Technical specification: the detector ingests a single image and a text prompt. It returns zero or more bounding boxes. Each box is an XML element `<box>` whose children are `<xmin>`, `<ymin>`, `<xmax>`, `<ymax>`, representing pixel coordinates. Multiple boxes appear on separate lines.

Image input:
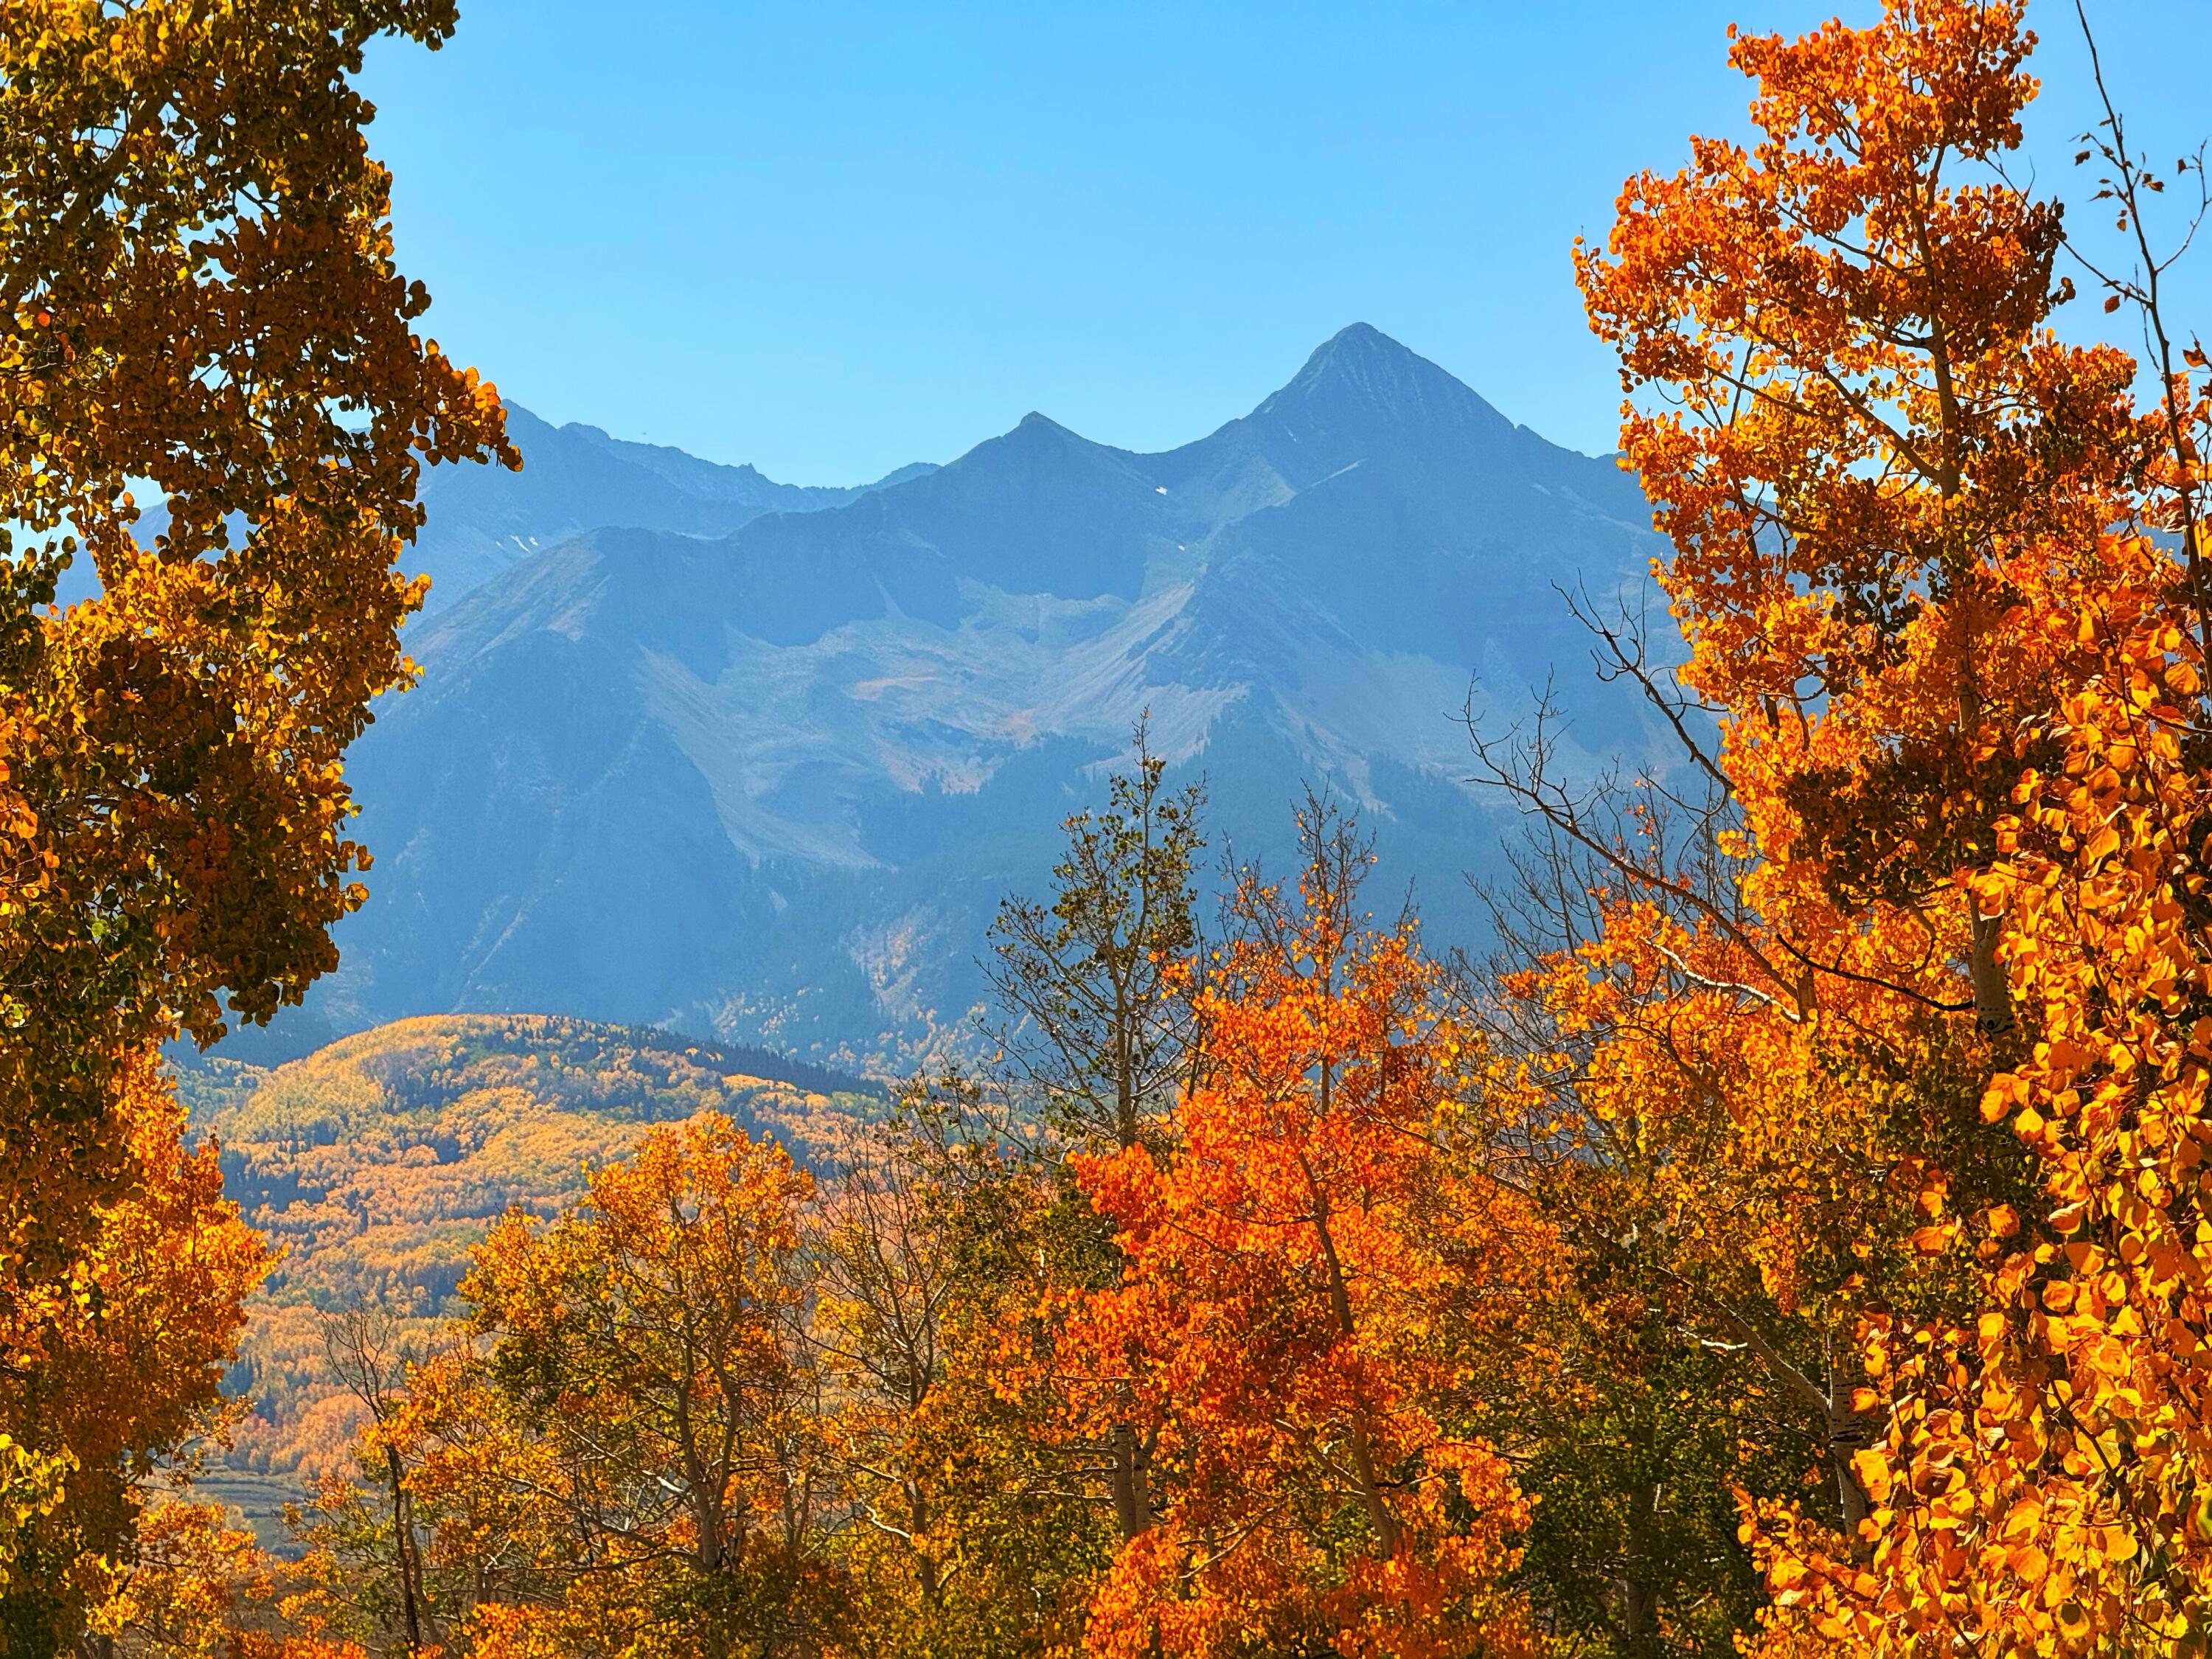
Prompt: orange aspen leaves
<box><xmin>1071</xmin><ymin>807</ymin><xmax>1536</xmax><ymax>1659</ymax></box>
<box><xmin>1576</xmin><ymin>1</ymin><xmax>2212</xmax><ymax>1653</ymax></box>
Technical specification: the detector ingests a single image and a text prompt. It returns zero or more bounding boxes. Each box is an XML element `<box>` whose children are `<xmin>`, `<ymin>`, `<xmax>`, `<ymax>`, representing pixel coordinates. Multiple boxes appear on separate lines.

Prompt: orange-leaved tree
<box><xmin>1574</xmin><ymin>0</ymin><xmax>2212</xmax><ymax>1652</ymax></box>
<box><xmin>6</xmin><ymin>1050</ymin><xmax>271</xmax><ymax>1649</ymax></box>
<box><xmin>392</xmin><ymin>1114</ymin><xmax>841</xmax><ymax>1659</ymax></box>
<box><xmin>1574</xmin><ymin>0</ymin><xmax>2143</xmax><ymax>1043</ymax></box>
<box><xmin>1073</xmin><ymin>800</ymin><xmax>1535</xmax><ymax>1659</ymax></box>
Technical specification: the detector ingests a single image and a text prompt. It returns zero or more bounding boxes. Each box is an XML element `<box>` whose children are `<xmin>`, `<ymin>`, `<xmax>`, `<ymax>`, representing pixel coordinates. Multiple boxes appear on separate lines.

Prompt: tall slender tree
<box><xmin>322</xmin><ymin>1308</ymin><xmax>431</xmax><ymax>1658</ymax></box>
<box><xmin>987</xmin><ymin>716</ymin><xmax>1206</xmax><ymax>1158</ymax></box>
<box><xmin>1074</xmin><ymin>799</ymin><xmax>1535</xmax><ymax>1659</ymax></box>
<box><xmin>985</xmin><ymin>717</ymin><xmax>1206</xmax><ymax>1547</ymax></box>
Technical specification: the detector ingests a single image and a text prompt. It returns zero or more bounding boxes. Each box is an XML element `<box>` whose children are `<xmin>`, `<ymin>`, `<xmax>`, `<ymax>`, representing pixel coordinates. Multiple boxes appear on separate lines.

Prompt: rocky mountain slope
<box><xmin>299</xmin><ymin>324</ymin><xmax>1668</xmax><ymax>1068</ymax></box>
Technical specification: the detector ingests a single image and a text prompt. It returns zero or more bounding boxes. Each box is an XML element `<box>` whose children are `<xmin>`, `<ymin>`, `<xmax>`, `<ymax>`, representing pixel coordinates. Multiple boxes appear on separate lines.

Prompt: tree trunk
<box><xmin>911</xmin><ymin>1481</ymin><xmax>941</xmax><ymax>1605</ymax></box>
<box><xmin>1686</xmin><ymin>1289</ymin><xmax>1872</xmax><ymax>1540</ymax></box>
<box><xmin>382</xmin><ymin>1441</ymin><xmax>424</xmax><ymax>1658</ymax></box>
<box><xmin>1969</xmin><ymin>902</ymin><xmax>2014</xmax><ymax>1036</ymax></box>
<box><xmin>1617</xmin><ymin>1460</ymin><xmax>1662</xmax><ymax>1658</ymax></box>
<box><xmin>1826</xmin><ymin>1393</ymin><xmax>1873</xmax><ymax>1534</ymax></box>
<box><xmin>1618</xmin><ymin>1573</ymin><xmax>1660</xmax><ymax>1659</ymax></box>
<box><xmin>1311</xmin><ymin>1181</ymin><xmax>1399</xmax><ymax>1559</ymax></box>
<box><xmin>1111</xmin><ymin>1414</ymin><xmax>1152</xmax><ymax>1542</ymax></box>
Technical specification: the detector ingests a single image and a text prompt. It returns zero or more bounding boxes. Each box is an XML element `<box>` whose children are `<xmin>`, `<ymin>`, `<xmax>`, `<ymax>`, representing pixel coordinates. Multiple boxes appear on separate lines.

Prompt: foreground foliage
<box><xmin>68</xmin><ymin>0</ymin><xmax>2212</xmax><ymax>1656</ymax></box>
<box><xmin>240</xmin><ymin>802</ymin><xmax>1546</xmax><ymax>1659</ymax></box>
<box><xmin>0</xmin><ymin>0</ymin><xmax>510</xmax><ymax>1646</ymax></box>
<box><xmin>1567</xmin><ymin>0</ymin><xmax>2212</xmax><ymax>1652</ymax></box>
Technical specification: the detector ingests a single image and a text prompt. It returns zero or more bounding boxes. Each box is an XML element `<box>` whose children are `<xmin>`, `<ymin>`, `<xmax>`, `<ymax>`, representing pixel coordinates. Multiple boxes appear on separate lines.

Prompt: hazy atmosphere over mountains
<box><xmin>282</xmin><ymin>324</ymin><xmax>1669</xmax><ymax>1069</ymax></box>
<box><xmin>403</xmin><ymin>405</ymin><xmax>939</xmax><ymax>608</ymax></box>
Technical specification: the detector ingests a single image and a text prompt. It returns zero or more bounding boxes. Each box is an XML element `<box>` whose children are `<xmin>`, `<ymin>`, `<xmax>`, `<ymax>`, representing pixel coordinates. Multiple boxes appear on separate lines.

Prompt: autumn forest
<box><xmin>13</xmin><ymin>1</ymin><xmax>2212</xmax><ymax>1656</ymax></box>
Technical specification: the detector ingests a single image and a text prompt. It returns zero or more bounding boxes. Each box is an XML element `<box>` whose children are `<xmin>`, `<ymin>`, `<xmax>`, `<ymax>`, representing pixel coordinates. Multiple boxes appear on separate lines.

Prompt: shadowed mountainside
<box><xmin>55</xmin><ymin>404</ymin><xmax>932</xmax><ymax>613</ymax></box>
<box><xmin>404</xmin><ymin>404</ymin><xmax>937</xmax><ymax>608</ymax></box>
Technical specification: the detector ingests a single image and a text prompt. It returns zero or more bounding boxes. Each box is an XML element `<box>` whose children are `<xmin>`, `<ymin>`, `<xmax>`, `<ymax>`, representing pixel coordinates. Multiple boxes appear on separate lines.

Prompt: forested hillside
<box><xmin>175</xmin><ymin>1018</ymin><xmax>876</xmax><ymax>1523</ymax></box>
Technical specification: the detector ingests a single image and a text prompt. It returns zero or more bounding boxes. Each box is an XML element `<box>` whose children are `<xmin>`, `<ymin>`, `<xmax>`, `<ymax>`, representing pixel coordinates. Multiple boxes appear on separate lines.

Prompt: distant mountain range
<box><xmin>403</xmin><ymin>406</ymin><xmax>939</xmax><ymax>608</ymax></box>
<box><xmin>264</xmin><ymin>324</ymin><xmax>1671</xmax><ymax>1071</ymax></box>
<box><xmin>55</xmin><ymin>405</ymin><xmax>933</xmax><ymax>613</ymax></box>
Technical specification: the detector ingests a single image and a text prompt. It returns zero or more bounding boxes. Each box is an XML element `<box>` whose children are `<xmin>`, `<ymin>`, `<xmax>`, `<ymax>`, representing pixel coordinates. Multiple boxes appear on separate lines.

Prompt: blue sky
<box><xmin>361</xmin><ymin>1</ymin><xmax>2212</xmax><ymax>484</ymax></box>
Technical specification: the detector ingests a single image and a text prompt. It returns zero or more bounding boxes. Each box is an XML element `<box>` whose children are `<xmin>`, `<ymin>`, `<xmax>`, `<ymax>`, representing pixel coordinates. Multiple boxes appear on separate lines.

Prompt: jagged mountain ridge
<box><xmin>407</xmin><ymin>403</ymin><xmax>938</xmax><ymax>608</ymax></box>
<box><xmin>55</xmin><ymin>402</ymin><xmax>932</xmax><ymax>613</ymax></box>
<box><xmin>312</xmin><ymin>324</ymin><xmax>1670</xmax><ymax>1068</ymax></box>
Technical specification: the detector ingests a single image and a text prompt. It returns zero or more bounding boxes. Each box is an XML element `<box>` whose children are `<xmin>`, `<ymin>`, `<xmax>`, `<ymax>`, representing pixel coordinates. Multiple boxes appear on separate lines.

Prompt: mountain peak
<box><xmin>1219</xmin><ymin>324</ymin><xmax>1516</xmax><ymax>487</ymax></box>
<box><xmin>1266</xmin><ymin>324</ymin><xmax>1494</xmax><ymax>420</ymax></box>
<box><xmin>1012</xmin><ymin>410</ymin><xmax>1110</xmax><ymax>445</ymax></box>
<box><xmin>978</xmin><ymin>409</ymin><xmax>1107</xmax><ymax>463</ymax></box>
<box><xmin>1318</xmin><ymin>320</ymin><xmax>1399</xmax><ymax>355</ymax></box>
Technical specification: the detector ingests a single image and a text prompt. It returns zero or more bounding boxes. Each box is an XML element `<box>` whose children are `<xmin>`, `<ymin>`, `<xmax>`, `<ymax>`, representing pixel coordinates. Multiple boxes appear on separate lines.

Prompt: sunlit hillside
<box><xmin>178</xmin><ymin>1015</ymin><xmax>878</xmax><ymax>1530</ymax></box>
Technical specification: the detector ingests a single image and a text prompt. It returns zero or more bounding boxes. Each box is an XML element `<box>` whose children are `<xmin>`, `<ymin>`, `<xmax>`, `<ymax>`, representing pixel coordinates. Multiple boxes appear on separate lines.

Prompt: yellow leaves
<box><xmin>394</xmin><ymin>1110</ymin><xmax>851</xmax><ymax>1655</ymax></box>
<box><xmin>1851</xmin><ymin>1450</ymin><xmax>1895</xmax><ymax>1506</ymax></box>
<box><xmin>0</xmin><ymin>1436</ymin><xmax>72</xmax><ymax>1586</ymax></box>
<box><xmin>2188</xmin><ymin>1487</ymin><xmax>2212</xmax><ymax>1545</ymax></box>
<box><xmin>1983</xmin><ymin>1071</ymin><xmax>2027</xmax><ymax>1124</ymax></box>
<box><xmin>86</xmin><ymin>1498</ymin><xmax>277</xmax><ymax>1659</ymax></box>
<box><xmin>0</xmin><ymin>16</ymin><xmax>515</xmax><ymax>1496</ymax></box>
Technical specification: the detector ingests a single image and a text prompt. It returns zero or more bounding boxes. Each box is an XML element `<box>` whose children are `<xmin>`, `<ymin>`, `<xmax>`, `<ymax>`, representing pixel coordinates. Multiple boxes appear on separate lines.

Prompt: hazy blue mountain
<box><xmin>407</xmin><ymin>404</ymin><xmax>937</xmax><ymax>608</ymax></box>
<box><xmin>53</xmin><ymin>403</ymin><xmax>933</xmax><ymax>611</ymax></box>
<box><xmin>299</xmin><ymin>324</ymin><xmax>1671</xmax><ymax>1071</ymax></box>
